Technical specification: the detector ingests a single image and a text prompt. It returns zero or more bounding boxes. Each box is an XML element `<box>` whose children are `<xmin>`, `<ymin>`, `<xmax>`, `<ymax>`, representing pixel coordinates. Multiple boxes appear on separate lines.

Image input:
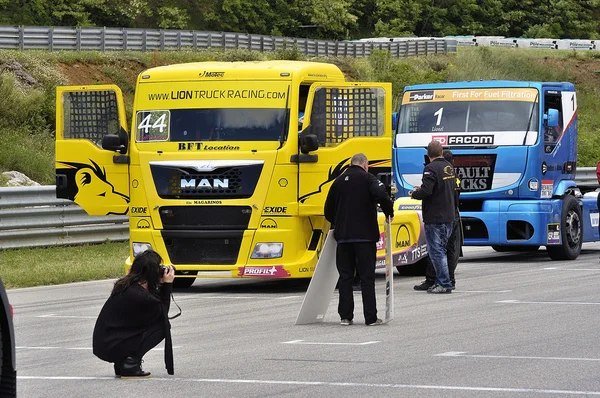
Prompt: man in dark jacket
<box><xmin>596</xmin><ymin>160</ymin><xmax>600</xmax><ymax>237</ymax></box>
<box><xmin>410</xmin><ymin>141</ymin><xmax>456</xmax><ymax>294</ymax></box>
<box><xmin>324</xmin><ymin>153</ymin><xmax>394</xmax><ymax>326</ymax></box>
<box><xmin>414</xmin><ymin>149</ymin><xmax>462</xmax><ymax>291</ymax></box>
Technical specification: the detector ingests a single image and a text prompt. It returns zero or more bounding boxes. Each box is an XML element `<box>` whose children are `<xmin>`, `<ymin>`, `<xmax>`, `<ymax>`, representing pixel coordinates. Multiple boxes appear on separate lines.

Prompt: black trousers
<box><xmin>117</xmin><ymin>323</ymin><xmax>165</xmax><ymax>364</ymax></box>
<box><xmin>426</xmin><ymin>219</ymin><xmax>461</xmax><ymax>285</ymax></box>
<box><xmin>336</xmin><ymin>242</ymin><xmax>378</xmax><ymax>324</ymax></box>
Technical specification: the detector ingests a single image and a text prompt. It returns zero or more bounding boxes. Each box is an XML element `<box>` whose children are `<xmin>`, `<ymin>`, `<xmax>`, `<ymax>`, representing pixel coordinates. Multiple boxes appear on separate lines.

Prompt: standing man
<box><xmin>413</xmin><ymin>149</ymin><xmax>461</xmax><ymax>291</ymax></box>
<box><xmin>444</xmin><ymin>150</ymin><xmax>462</xmax><ymax>289</ymax></box>
<box><xmin>596</xmin><ymin>160</ymin><xmax>600</xmax><ymax>238</ymax></box>
<box><xmin>325</xmin><ymin>153</ymin><xmax>394</xmax><ymax>326</ymax></box>
<box><xmin>410</xmin><ymin>141</ymin><xmax>456</xmax><ymax>294</ymax></box>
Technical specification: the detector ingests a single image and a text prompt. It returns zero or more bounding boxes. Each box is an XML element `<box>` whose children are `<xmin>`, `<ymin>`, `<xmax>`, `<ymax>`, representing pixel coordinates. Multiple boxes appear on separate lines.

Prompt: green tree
<box><xmin>348</xmin><ymin>0</ymin><xmax>379</xmax><ymax>38</ymax></box>
<box><xmin>0</xmin><ymin>0</ymin><xmax>91</xmax><ymax>26</ymax></box>
<box><xmin>373</xmin><ymin>0</ymin><xmax>423</xmax><ymax>37</ymax></box>
<box><xmin>204</xmin><ymin>0</ymin><xmax>272</xmax><ymax>34</ymax></box>
<box><xmin>468</xmin><ymin>0</ymin><xmax>504</xmax><ymax>36</ymax></box>
<box><xmin>308</xmin><ymin>0</ymin><xmax>358</xmax><ymax>39</ymax></box>
<box><xmin>156</xmin><ymin>6</ymin><xmax>190</xmax><ymax>29</ymax></box>
<box><xmin>545</xmin><ymin>0</ymin><xmax>600</xmax><ymax>39</ymax></box>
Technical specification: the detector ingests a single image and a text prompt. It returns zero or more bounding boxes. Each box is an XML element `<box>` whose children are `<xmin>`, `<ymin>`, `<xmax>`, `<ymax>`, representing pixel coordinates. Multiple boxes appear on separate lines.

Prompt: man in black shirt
<box><xmin>325</xmin><ymin>153</ymin><xmax>394</xmax><ymax>325</ymax></box>
<box><xmin>410</xmin><ymin>141</ymin><xmax>456</xmax><ymax>294</ymax></box>
<box><xmin>414</xmin><ymin>149</ymin><xmax>462</xmax><ymax>291</ymax></box>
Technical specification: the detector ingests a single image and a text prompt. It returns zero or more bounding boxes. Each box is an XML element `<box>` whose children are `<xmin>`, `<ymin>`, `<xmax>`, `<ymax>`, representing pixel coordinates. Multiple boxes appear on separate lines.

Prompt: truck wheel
<box><xmin>547</xmin><ymin>195</ymin><xmax>582</xmax><ymax>260</ymax></box>
<box><xmin>492</xmin><ymin>245</ymin><xmax>540</xmax><ymax>252</ymax></box>
<box><xmin>173</xmin><ymin>271</ymin><xmax>198</xmax><ymax>288</ymax></box>
<box><xmin>396</xmin><ymin>256</ymin><xmax>428</xmax><ymax>276</ymax></box>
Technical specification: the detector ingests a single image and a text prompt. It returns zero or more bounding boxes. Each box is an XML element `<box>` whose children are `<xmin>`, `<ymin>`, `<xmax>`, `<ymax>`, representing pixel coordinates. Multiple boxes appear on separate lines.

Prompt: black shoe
<box><xmin>414</xmin><ymin>281</ymin><xmax>434</xmax><ymax>291</ymax></box>
<box><xmin>120</xmin><ymin>357</ymin><xmax>151</xmax><ymax>378</ymax></box>
<box><xmin>113</xmin><ymin>363</ymin><xmax>121</xmax><ymax>377</ymax></box>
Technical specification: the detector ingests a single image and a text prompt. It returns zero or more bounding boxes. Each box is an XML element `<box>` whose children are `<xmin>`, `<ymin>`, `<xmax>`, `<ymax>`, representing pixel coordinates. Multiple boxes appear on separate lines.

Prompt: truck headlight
<box><xmin>132</xmin><ymin>242</ymin><xmax>153</xmax><ymax>257</ymax></box>
<box><xmin>251</xmin><ymin>242</ymin><xmax>283</xmax><ymax>258</ymax></box>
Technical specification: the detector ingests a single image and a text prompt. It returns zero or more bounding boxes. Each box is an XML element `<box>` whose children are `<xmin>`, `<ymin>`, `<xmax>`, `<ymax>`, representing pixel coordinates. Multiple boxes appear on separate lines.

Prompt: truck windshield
<box><xmin>136</xmin><ymin>108</ymin><xmax>289</xmax><ymax>142</ymax></box>
<box><xmin>398</xmin><ymin>100</ymin><xmax>538</xmax><ymax>134</ymax></box>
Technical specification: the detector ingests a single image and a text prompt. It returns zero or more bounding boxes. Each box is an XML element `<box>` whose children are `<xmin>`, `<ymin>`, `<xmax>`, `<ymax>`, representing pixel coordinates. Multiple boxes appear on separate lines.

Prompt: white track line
<box><xmin>16</xmin><ymin>346</ymin><xmax>181</xmax><ymax>351</ymax></box>
<box><xmin>544</xmin><ymin>267</ymin><xmax>600</xmax><ymax>271</ymax></box>
<box><xmin>282</xmin><ymin>340</ymin><xmax>380</xmax><ymax>346</ymax></box>
<box><xmin>36</xmin><ymin>314</ymin><xmax>96</xmax><ymax>319</ymax></box>
<box><xmin>436</xmin><ymin>351</ymin><xmax>600</xmax><ymax>362</ymax></box>
<box><xmin>497</xmin><ymin>300</ymin><xmax>600</xmax><ymax>305</ymax></box>
<box><xmin>15</xmin><ymin>376</ymin><xmax>600</xmax><ymax>395</ymax></box>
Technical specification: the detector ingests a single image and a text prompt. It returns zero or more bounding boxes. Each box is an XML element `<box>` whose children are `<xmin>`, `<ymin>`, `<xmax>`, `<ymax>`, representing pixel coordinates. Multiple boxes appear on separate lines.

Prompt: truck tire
<box><xmin>547</xmin><ymin>195</ymin><xmax>582</xmax><ymax>260</ymax></box>
<box><xmin>492</xmin><ymin>245</ymin><xmax>540</xmax><ymax>252</ymax></box>
<box><xmin>396</xmin><ymin>256</ymin><xmax>428</xmax><ymax>276</ymax></box>
<box><xmin>173</xmin><ymin>271</ymin><xmax>198</xmax><ymax>288</ymax></box>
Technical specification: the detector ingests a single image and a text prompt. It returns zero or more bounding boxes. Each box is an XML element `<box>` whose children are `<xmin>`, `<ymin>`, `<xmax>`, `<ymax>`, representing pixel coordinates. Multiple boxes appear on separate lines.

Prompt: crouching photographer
<box><xmin>93</xmin><ymin>250</ymin><xmax>176</xmax><ymax>378</ymax></box>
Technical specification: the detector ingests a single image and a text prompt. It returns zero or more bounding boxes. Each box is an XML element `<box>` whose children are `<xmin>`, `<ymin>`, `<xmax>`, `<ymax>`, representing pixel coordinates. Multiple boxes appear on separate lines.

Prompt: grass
<box><xmin>0</xmin><ymin>241</ymin><xmax>128</xmax><ymax>289</ymax></box>
<box><xmin>0</xmin><ymin>127</ymin><xmax>55</xmax><ymax>184</ymax></box>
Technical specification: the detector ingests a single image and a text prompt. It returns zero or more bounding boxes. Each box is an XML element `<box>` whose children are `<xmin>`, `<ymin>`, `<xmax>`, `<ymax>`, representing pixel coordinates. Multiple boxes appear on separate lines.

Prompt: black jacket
<box><xmin>324</xmin><ymin>165</ymin><xmax>394</xmax><ymax>242</ymax></box>
<box><xmin>93</xmin><ymin>283</ymin><xmax>173</xmax><ymax>374</ymax></box>
<box><xmin>411</xmin><ymin>157</ymin><xmax>456</xmax><ymax>224</ymax></box>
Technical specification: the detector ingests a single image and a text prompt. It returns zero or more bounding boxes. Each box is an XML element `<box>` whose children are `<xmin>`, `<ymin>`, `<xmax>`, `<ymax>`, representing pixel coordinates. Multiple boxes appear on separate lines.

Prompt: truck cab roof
<box><xmin>137</xmin><ymin>60</ymin><xmax>347</xmax><ymax>83</ymax></box>
<box><xmin>404</xmin><ymin>80</ymin><xmax>575</xmax><ymax>91</ymax></box>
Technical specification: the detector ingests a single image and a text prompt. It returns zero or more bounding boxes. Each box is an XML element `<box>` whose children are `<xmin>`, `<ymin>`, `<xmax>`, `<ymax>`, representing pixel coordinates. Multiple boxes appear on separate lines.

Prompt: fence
<box><xmin>0</xmin><ymin>26</ymin><xmax>456</xmax><ymax>57</ymax></box>
<box><xmin>0</xmin><ymin>186</ymin><xmax>128</xmax><ymax>250</ymax></box>
<box><xmin>1</xmin><ymin>167</ymin><xmax>597</xmax><ymax>250</ymax></box>
<box><xmin>358</xmin><ymin>36</ymin><xmax>598</xmax><ymax>51</ymax></box>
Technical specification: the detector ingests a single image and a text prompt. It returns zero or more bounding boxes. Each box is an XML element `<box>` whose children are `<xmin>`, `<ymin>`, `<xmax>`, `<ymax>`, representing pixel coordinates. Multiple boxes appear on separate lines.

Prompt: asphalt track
<box><xmin>10</xmin><ymin>243</ymin><xmax>600</xmax><ymax>398</ymax></box>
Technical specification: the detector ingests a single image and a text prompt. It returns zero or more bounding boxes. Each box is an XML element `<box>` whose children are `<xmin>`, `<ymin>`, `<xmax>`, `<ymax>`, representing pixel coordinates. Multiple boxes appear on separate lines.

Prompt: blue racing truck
<box><xmin>392</xmin><ymin>80</ymin><xmax>599</xmax><ymax>260</ymax></box>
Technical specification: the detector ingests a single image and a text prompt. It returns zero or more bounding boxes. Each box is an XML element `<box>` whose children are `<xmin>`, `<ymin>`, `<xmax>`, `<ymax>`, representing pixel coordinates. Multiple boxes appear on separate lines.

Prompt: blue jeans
<box><xmin>424</xmin><ymin>223</ymin><xmax>453</xmax><ymax>288</ymax></box>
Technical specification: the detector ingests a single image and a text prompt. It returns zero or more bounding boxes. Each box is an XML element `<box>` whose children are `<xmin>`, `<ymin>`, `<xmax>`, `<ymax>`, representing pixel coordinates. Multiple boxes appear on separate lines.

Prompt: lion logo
<box><xmin>58</xmin><ymin>160</ymin><xmax>129</xmax><ymax>215</ymax></box>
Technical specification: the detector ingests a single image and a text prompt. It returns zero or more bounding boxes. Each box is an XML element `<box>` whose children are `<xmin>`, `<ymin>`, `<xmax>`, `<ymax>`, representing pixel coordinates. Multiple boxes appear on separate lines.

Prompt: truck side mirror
<box><xmin>102</xmin><ymin>127</ymin><xmax>129</xmax><ymax>154</ymax></box>
<box><xmin>299</xmin><ymin>125</ymin><xmax>319</xmax><ymax>154</ymax></box>
<box><xmin>102</xmin><ymin>134</ymin><xmax>121</xmax><ymax>151</ymax></box>
<box><xmin>546</xmin><ymin>108</ymin><xmax>559</xmax><ymax>128</ymax></box>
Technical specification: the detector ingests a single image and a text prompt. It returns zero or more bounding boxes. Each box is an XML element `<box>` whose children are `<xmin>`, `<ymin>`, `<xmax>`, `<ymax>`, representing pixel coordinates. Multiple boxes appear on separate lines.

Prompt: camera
<box><xmin>160</xmin><ymin>265</ymin><xmax>176</xmax><ymax>275</ymax></box>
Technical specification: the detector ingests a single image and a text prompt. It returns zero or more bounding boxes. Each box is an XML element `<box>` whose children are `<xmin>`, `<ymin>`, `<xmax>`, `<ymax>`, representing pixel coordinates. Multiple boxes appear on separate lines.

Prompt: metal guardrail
<box><xmin>0</xmin><ymin>26</ymin><xmax>456</xmax><ymax>57</ymax></box>
<box><xmin>358</xmin><ymin>36</ymin><xmax>598</xmax><ymax>51</ymax></box>
<box><xmin>575</xmin><ymin>167</ymin><xmax>598</xmax><ymax>185</ymax></box>
<box><xmin>0</xmin><ymin>186</ymin><xmax>128</xmax><ymax>250</ymax></box>
<box><xmin>0</xmin><ymin>168</ymin><xmax>597</xmax><ymax>250</ymax></box>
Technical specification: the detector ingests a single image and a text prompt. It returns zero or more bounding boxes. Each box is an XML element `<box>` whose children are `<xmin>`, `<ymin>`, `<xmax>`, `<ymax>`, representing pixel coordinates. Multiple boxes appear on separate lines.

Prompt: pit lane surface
<box><xmin>11</xmin><ymin>244</ymin><xmax>600</xmax><ymax>397</ymax></box>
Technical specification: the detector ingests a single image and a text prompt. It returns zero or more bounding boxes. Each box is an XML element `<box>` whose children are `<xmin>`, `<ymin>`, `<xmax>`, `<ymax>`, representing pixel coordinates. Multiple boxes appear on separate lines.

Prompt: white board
<box><xmin>295</xmin><ymin>230</ymin><xmax>339</xmax><ymax>325</ymax></box>
<box><xmin>383</xmin><ymin>221</ymin><xmax>394</xmax><ymax>323</ymax></box>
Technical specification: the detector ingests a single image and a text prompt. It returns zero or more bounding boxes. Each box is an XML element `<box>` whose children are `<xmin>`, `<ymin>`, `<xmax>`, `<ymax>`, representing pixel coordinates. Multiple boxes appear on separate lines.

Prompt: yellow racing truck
<box><xmin>55</xmin><ymin>60</ymin><xmax>419</xmax><ymax>287</ymax></box>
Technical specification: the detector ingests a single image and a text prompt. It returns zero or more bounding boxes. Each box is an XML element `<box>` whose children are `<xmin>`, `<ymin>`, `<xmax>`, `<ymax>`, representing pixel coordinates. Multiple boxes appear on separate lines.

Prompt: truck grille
<box><xmin>151</xmin><ymin>163</ymin><xmax>263</xmax><ymax>199</ymax></box>
<box><xmin>159</xmin><ymin>206</ymin><xmax>252</xmax><ymax>230</ymax></box>
<box><xmin>162</xmin><ymin>230</ymin><xmax>242</xmax><ymax>265</ymax></box>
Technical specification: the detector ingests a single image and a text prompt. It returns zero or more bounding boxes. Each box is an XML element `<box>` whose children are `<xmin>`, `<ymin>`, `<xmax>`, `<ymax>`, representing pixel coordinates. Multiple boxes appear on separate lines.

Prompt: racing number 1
<box><xmin>434</xmin><ymin>107</ymin><xmax>444</xmax><ymax>126</ymax></box>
